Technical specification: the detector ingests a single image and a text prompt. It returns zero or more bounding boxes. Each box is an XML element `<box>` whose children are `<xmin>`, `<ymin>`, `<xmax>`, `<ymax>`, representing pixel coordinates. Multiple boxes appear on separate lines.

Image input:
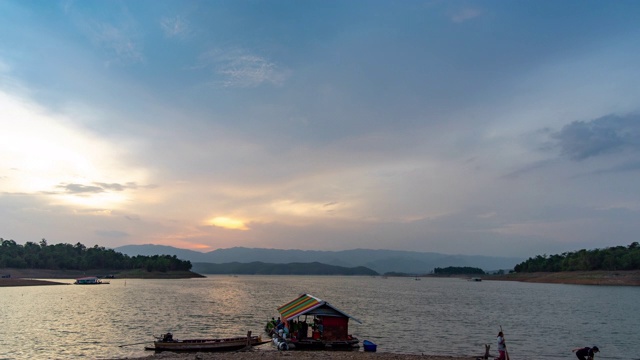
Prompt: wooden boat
<box><xmin>74</xmin><ymin>277</ymin><xmax>110</xmax><ymax>285</ymax></box>
<box><xmin>146</xmin><ymin>332</ymin><xmax>268</xmax><ymax>352</ymax></box>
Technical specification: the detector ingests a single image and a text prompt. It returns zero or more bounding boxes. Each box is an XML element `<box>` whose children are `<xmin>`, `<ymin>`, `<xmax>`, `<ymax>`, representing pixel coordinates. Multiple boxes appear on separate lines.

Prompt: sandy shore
<box><xmin>2</xmin><ymin>268</ymin><xmax>640</xmax><ymax>287</ymax></box>
<box><xmin>485</xmin><ymin>269</ymin><xmax>640</xmax><ymax>286</ymax></box>
<box><xmin>110</xmin><ymin>349</ymin><xmax>474</xmax><ymax>360</ymax></box>
<box><xmin>0</xmin><ymin>278</ymin><xmax>69</xmax><ymax>287</ymax></box>
<box><xmin>0</xmin><ymin>268</ymin><xmax>200</xmax><ymax>286</ymax></box>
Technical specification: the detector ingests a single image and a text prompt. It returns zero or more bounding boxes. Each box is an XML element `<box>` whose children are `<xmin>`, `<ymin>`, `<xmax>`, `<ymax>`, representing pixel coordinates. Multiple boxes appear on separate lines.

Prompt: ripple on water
<box><xmin>0</xmin><ymin>276</ymin><xmax>638</xmax><ymax>359</ymax></box>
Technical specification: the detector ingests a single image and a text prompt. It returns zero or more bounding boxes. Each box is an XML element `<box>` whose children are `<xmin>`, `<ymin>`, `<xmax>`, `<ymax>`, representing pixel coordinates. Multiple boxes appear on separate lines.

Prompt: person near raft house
<box><xmin>497</xmin><ymin>331</ymin><xmax>507</xmax><ymax>360</ymax></box>
<box><xmin>572</xmin><ymin>346</ymin><xmax>600</xmax><ymax>360</ymax></box>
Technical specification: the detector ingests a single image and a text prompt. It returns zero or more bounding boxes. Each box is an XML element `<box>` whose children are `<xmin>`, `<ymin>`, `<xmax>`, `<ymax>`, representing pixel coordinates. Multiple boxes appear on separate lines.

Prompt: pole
<box><xmin>500</xmin><ymin>325</ymin><xmax>510</xmax><ymax>360</ymax></box>
<box><xmin>246</xmin><ymin>331</ymin><xmax>252</xmax><ymax>348</ymax></box>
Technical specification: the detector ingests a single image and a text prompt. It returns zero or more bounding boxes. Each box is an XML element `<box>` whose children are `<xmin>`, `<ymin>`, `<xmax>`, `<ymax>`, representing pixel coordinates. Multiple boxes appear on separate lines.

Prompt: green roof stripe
<box><xmin>278</xmin><ymin>294</ymin><xmax>325</xmax><ymax>320</ymax></box>
<box><xmin>280</xmin><ymin>298</ymin><xmax>319</xmax><ymax>318</ymax></box>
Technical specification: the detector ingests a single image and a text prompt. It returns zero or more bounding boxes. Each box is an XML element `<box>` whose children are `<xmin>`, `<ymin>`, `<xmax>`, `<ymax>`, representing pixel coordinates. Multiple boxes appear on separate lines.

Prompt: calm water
<box><xmin>0</xmin><ymin>276</ymin><xmax>638</xmax><ymax>360</ymax></box>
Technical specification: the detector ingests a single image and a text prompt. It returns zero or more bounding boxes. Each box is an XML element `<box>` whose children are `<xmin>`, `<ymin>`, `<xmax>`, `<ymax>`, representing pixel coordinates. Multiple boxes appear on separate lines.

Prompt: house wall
<box><xmin>321</xmin><ymin>316</ymin><xmax>349</xmax><ymax>341</ymax></box>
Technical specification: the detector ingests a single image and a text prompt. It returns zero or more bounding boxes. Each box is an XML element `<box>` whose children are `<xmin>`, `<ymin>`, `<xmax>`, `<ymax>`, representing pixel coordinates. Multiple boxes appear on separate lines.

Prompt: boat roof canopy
<box><xmin>277</xmin><ymin>293</ymin><xmax>362</xmax><ymax>324</ymax></box>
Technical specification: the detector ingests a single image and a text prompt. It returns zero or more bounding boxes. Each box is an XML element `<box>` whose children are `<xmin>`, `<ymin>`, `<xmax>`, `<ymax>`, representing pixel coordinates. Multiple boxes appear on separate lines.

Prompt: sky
<box><xmin>1</xmin><ymin>1</ymin><xmax>639</xmax><ymax>258</ymax></box>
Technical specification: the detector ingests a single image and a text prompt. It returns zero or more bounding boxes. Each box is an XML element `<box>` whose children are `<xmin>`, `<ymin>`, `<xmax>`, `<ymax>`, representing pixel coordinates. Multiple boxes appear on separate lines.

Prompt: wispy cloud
<box><xmin>501</xmin><ymin>159</ymin><xmax>558</xmax><ymax>179</ymax></box>
<box><xmin>198</xmin><ymin>49</ymin><xmax>289</xmax><ymax>88</ymax></box>
<box><xmin>56</xmin><ymin>182</ymin><xmax>147</xmax><ymax>195</ymax></box>
<box><xmin>572</xmin><ymin>160</ymin><xmax>640</xmax><ymax>178</ymax></box>
<box><xmin>552</xmin><ymin>114</ymin><xmax>640</xmax><ymax>161</ymax></box>
<box><xmin>160</xmin><ymin>15</ymin><xmax>190</xmax><ymax>38</ymax></box>
<box><xmin>451</xmin><ymin>7</ymin><xmax>483</xmax><ymax>23</ymax></box>
<box><xmin>58</xmin><ymin>183</ymin><xmax>105</xmax><ymax>195</ymax></box>
<box><xmin>93</xmin><ymin>22</ymin><xmax>144</xmax><ymax>65</ymax></box>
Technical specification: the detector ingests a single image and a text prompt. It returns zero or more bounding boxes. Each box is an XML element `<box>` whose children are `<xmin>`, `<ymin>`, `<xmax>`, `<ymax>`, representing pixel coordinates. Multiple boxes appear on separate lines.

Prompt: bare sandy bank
<box><xmin>0</xmin><ymin>268</ymin><xmax>202</xmax><ymax>286</ymax></box>
<box><xmin>484</xmin><ymin>269</ymin><xmax>640</xmax><ymax>286</ymax></box>
<box><xmin>3</xmin><ymin>268</ymin><xmax>639</xmax><ymax>287</ymax></box>
<box><xmin>0</xmin><ymin>278</ymin><xmax>68</xmax><ymax>287</ymax></box>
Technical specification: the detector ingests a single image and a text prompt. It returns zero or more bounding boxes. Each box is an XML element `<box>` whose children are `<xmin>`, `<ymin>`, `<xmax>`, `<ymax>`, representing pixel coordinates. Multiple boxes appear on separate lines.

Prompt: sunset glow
<box><xmin>208</xmin><ymin>217</ymin><xmax>249</xmax><ymax>231</ymax></box>
<box><xmin>1</xmin><ymin>1</ymin><xmax>639</xmax><ymax>256</ymax></box>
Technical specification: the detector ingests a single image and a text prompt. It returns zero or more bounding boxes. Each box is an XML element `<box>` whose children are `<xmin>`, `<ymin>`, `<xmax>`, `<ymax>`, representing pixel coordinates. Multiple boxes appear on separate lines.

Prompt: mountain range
<box><xmin>114</xmin><ymin>245</ymin><xmax>523</xmax><ymax>274</ymax></box>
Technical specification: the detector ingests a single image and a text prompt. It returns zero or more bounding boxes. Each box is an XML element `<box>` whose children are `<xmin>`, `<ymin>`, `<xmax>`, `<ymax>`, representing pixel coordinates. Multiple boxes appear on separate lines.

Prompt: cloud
<box><xmin>552</xmin><ymin>114</ymin><xmax>640</xmax><ymax>161</ymax></box>
<box><xmin>198</xmin><ymin>49</ymin><xmax>289</xmax><ymax>88</ymax></box>
<box><xmin>451</xmin><ymin>7</ymin><xmax>483</xmax><ymax>23</ymax></box>
<box><xmin>501</xmin><ymin>159</ymin><xmax>557</xmax><ymax>179</ymax></box>
<box><xmin>58</xmin><ymin>183</ymin><xmax>105</xmax><ymax>195</ymax></box>
<box><xmin>65</xmin><ymin>4</ymin><xmax>144</xmax><ymax>66</ymax></box>
<box><xmin>0</xmin><ymin>88</ymin><xmax>150</xmax><ymax>213</ymax></box>
<box><xmin>55</xmin><ymin>182</ymin><xmax>145</xmax><ymax>195</ymax></box>
<box><xmin>160</xmin><ymin>15</ymin><xmax>190</xmax><ymax>38</ymax></box>
<box><xmin>93</xmin><ymin>22</ymin><xmax>144</xmax><ymax>65</ymax></box>
<box><xmin>572</xmin><ymin>160</ymin><xmax>640</xmax><ymax>178</ymax></box>
<box><xmin>207</xmin><ymin>217</ymin><xmax>249</xmax><ymax>231</ymax></box>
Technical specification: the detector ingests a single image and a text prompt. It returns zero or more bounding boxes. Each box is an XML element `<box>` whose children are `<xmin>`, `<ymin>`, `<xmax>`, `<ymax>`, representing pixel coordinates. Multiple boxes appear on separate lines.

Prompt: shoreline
<box><xmin>108</xmin><ymin>349</ymin><xmax>474</xmax><ymax>360</ymax></box>
<box><xmin>482</xmin><ymin>269</ymin><xmax>640</xmax><ymax>286</ymax></box>
<box><xmin>0</xmin><ymin>268</ymin><xmax>203</xmax><ymax>287</ymax></box>
<box><xmin>2</xmin><ymin>268</ymin><xmax>639</xmax><ymax>287</ymax></box>
<box><xmin>0</xmin><ymin>278</ymin><xmax>69</xmax><ymax>287</ymax></box>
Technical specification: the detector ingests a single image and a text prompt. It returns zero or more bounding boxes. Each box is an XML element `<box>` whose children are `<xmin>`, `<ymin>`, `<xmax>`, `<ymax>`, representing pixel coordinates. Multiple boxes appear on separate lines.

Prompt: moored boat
<box><xmin>146</xmin><ymin>332</ymin><xmax>268</xmax><ymax>352</ymax></box>
<box><xmin>74</xmin><ymin>277</ymin><xmax>109</xmax><ymax>285</ymax></box>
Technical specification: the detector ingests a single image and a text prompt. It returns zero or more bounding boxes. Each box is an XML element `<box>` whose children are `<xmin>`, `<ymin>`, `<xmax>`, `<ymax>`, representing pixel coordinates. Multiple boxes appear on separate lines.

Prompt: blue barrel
<box><xmin>363</xmin><ymin>340</ymin><xmax>377</xmax><ymax>352</ymax></box>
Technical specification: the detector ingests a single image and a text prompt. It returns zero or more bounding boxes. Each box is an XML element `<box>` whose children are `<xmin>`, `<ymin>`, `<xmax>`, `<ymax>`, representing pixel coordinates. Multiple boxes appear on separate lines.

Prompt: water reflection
<box><xmin>0</xmin><ymin>276</ymin><xmax>638</xmax><ymax>359</ymax></box>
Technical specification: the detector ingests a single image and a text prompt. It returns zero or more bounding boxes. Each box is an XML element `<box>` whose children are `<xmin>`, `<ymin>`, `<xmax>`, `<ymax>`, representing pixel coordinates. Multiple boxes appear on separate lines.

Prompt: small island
<box><xmin>0</xmin><ymin>238</ymin><xmax>203</xmax><ymax>287</ymax></box>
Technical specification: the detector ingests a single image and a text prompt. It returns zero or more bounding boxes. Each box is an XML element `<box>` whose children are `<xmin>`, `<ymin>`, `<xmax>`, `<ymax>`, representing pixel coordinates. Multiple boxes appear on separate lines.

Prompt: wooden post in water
<box><xmin>246</xmin><ymin>331</ymin><xmax>252</xmax><ymax>348</ymax></box>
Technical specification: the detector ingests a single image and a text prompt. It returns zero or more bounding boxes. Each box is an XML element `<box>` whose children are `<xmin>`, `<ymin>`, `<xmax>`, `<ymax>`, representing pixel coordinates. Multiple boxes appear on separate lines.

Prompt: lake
<box><xmin>0</xmin><ymin>276</ymin><xmax>638</xmax><ymax>360</ymax></box>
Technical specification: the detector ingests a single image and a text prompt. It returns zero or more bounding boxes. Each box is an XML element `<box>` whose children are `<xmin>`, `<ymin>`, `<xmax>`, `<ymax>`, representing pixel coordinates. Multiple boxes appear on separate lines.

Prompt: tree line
<box><xmin>433</xmin><ymin>266</ymin><xmax>485</xmax><ymax>275</ymax></box>
<box><xmin>0</xmin><ymin>238</ymin><xmax>192</xmax><ymax>272</ymax></box>
<box><xmin>514</xmin><ymin>242</ymin><xmax>640</xmax><ymax>272</ymax></box>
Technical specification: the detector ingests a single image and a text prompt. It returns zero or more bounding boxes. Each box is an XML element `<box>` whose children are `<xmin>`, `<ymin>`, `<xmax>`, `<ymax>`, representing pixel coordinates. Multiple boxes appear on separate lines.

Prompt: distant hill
<box><xmin>115</xmin><ymin>245</ymin><xmax>522</xmax><ymax>274</ymax></box>
<box><xmin>192</xmin><ymin>261</ymin><xmax>378</xmax><ymax>275</ymax></box>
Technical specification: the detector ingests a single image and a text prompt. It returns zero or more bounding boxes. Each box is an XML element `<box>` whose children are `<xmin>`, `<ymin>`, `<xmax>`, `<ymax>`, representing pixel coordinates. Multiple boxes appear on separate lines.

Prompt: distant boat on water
<box><xmin>469</xmin><ymin>277</ymin><xmax>482</xmax><ymax>282</ymax></box>
<box><xmin>74</xmin><ymin>277</ymin><xmax>110</xmax><ymax>285</ymax></box>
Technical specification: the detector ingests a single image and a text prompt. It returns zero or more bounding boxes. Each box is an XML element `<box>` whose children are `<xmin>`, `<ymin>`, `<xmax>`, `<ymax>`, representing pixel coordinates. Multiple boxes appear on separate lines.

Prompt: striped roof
<box><xmin>278</xmin><ymin>293</ymin><xmax>324</xmax><ymax>320</ymax></box>
<box><xmin>277</xmin><ymin>293</ymin><xmax>362</xmax><ymax>323</ymax></box>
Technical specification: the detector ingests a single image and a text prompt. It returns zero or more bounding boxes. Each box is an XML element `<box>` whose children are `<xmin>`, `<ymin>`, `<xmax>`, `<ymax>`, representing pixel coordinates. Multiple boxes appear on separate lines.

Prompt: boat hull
<box><xmin>287</xmin><ymin>337</ymin><xmax>360</xmax><ymax>351</ymax></box>
<box><xmin>148</xmin><ymin>336</ymin><xmax>266</xmax><ymax>352</ymax></box>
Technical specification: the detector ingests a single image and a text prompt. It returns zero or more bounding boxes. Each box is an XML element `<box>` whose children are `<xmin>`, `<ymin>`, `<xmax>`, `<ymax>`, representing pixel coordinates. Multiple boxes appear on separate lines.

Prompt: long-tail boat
<box><xmin>146</xmin><ymin>332</ymin><xmax>267</xmax><ymax>352</ymax></box>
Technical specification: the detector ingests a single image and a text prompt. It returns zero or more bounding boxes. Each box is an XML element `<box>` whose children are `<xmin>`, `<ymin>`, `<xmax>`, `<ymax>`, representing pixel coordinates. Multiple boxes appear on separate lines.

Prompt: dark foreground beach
<box><xmin>110</xmin><ymin>349</ymin><xmax>473</xmax><ymax>360</ymax></box>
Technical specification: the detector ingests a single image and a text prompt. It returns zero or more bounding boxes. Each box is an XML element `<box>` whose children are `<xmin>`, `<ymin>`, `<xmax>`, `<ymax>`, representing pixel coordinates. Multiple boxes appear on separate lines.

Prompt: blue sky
<box><xmin>1</xmin><ymin>0</ymin><xmax>639</xmax><ymax>257</ymax></box>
